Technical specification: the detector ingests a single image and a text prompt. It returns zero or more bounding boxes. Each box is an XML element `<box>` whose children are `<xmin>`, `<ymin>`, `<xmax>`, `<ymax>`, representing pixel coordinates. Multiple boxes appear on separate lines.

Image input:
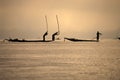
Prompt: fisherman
<box><xmin>52</xmin><ymin>32</ymin><xmax>59</xmax><ymax>41</ymax></box>
<box><xmin>96</xmin><ymin>31</ymin><xmax>102</xmax><ymax>42</ymax></box>
<box><xmin>43</xmin><ymin>31</ymin><xmax>48</xmax><ymax>41</ymax></box>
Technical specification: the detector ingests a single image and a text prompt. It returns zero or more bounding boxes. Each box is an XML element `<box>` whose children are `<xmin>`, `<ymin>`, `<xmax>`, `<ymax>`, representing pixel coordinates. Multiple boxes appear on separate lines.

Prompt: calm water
<box><xmin>0</xmin><ymin>40</ymin><xmax>120</xmax><ymax>80</ymax></box>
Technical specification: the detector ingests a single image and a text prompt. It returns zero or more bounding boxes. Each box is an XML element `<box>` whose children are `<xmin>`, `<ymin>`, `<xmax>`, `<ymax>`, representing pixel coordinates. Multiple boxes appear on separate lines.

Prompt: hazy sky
<box><xmin>0</xmin><ymin>0</ymin><xmax>120</xmax><ymax>39</ymax></box>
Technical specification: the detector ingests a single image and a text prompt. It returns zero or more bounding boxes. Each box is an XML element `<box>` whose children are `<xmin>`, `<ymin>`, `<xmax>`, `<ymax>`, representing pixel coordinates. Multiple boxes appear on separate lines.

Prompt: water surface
<box><xmin>0</xmin><ymin>40</ymin><xmax>120</xmax><ymax>80</ymax></box>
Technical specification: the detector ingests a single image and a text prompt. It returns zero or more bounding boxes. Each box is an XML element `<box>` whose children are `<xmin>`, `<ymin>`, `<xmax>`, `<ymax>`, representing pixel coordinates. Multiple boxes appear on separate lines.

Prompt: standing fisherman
<box><xmin>43</xmin><ymin>31</ymin><xmax>48</xmax><ymax>41</ymax></box>
<box><xmin>96</xmin><ymin>31</ymin><xmax>102</xmax><ymax>42</ymax></box>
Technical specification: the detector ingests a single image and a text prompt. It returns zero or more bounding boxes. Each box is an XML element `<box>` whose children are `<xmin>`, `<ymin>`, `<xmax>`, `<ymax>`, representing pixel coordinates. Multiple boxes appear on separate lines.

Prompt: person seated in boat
<box><xmin>96</xmin><ymin>31</ymin><xmax>102</xmax><ymax>42</ymax></box>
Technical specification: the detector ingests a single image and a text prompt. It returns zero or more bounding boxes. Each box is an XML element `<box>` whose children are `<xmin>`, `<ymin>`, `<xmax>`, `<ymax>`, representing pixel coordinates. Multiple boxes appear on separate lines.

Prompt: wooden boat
<box><xmin>5</xmin><ymin>15</ymin><xmax>60</xmax><ymax>42</ymax></box>
<box><xmin>5</xmin><ymin>38</ymin><xmax>52</xmax><ymax>42</ymax></box>
<box><xmin>64</xmin><ymin>31</ymin><xmax>102</xmax><ymax>42</ymax></box>
<box><xmin>64</xmin><ymin>37</ymin><xmax>97</xmax><ymax>42</ymax></box>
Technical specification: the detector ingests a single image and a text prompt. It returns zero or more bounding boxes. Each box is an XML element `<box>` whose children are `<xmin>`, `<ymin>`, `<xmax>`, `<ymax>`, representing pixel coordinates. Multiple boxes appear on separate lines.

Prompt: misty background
<box><xmin>0</xmin><ymin>0</ymin><xmax>120</xmax><ymax>40</ymax></box>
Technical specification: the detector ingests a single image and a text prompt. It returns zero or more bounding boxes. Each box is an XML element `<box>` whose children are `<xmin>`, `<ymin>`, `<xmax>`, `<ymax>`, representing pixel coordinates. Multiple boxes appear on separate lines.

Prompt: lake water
<box><xmin>0</xmin><ymin>40</ymin><xmax>120</xmax><ymax>80</ymax></box>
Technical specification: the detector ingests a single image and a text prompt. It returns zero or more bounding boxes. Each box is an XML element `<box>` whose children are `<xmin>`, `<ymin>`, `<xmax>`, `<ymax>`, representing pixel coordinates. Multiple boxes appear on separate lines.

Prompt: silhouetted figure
<box><xmin>96</xmin><ymin>31</ymin><xmax>102</xmax><ymax>42</ymax></box>
<box><xmin>43</xmin><ymin>31</ymin><xmax>48</xmax><ymax>41</ymax></box>
<box><xmin>52</xmin><ymin>32</ymin><xmax>59</xmax><ymax>41</ymax></box>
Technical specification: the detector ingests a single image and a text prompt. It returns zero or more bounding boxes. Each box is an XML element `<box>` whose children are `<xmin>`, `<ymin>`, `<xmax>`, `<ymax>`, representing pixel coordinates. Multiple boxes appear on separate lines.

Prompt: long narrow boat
<box><xmin>5</xmin><ymin>39</ymin><xmax>52</xmax><ymax>42</ymax></box>
<box><xmin>64</xmin><ymin>38</ymin><xmax>97</xmax><ymax>42</ymax></box>
<box><xmin>5</xmin><ymin>15</ymin><xmax>60</xmax><ymax>42</ymax></box>
<box><xmin>64</xmin><ymin>31</ymin><xmax>102</xmax><ymax>42</ymax></box>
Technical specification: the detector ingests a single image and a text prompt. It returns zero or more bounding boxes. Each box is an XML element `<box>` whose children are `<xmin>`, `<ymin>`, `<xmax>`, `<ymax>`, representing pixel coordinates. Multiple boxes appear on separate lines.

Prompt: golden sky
<box><xmin>0</xmin><ymin>0</ymin><xmax>120</xmax><ymax>39</ymax></box>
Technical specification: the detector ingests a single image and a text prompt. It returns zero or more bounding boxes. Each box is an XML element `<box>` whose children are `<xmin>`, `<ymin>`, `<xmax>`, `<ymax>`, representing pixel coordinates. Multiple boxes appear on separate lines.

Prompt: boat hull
<box><xmin>7</xmin><ymin>39</ymin><xmax>53</xmax><ymax>42</ymax></box>
<box><xmin>64</xmin><ymin>38</ymin><xmax>98</xmax><ymax>42</ymax></box>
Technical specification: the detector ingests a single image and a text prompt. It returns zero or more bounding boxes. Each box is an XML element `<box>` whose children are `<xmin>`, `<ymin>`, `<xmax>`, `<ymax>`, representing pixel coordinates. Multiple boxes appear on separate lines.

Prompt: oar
<box><xmin>56</xmin><ymin>15</ymin><xmax>60</xmax><ymax>35</ymax></box>
<box><xmin>45</xmin><ymin>15</ymin><xmax>48</xmax><ymax>32</ymax></box>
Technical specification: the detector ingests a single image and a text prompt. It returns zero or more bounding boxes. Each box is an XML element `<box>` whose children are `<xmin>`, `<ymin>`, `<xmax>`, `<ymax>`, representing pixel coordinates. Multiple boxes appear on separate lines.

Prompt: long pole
<box><xmin>56</xmin><ymin>15</ymin><xmax>60</xmax><ymax>33</ymax></box>
<box><xmin>45</xmin><ymin>15</ymin><xmax>48</xmax><ymax>32</ymax></box>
